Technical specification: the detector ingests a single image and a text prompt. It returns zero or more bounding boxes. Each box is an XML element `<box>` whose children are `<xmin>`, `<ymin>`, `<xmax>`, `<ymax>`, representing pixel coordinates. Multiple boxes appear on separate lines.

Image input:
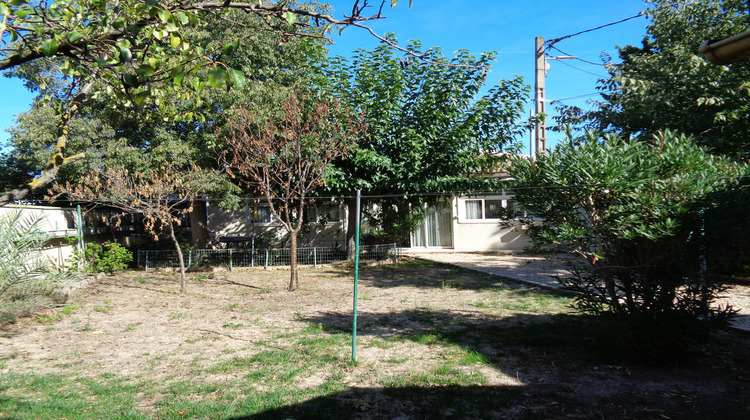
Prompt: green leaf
<box><xmin>208</xmin><ymin>68</ymin><xmax>227</xmax><ymax>88</ymax></box>
<box><xmin>40</xmin><ymin>39</ymin><xmax>59</xmax><ymax>56</ymax></box>
<box><xmin>134</xmin><ymin>91</ymin><xmax>149</xmax><ymax>106</ymax></box>
<box><xmin>0</xmin><ymin>4</ymin><xmax>9</xmax><ymax>15</ymax></box>
<box><xmin>112</xmin><ymin>17</ymin><xmax>126</xmax><ymax>30</ymax></box>
<box><xmin>157</xmin><ymin>9</ymin><xmax>172</xmax><ymax>23</ymax></box>
<box><xmin>170</xmin><ymin>65</ymin><xmax>185</xmax><ymax>77</ymax></box>
<box><xmin>170</xmin><ymin>34</ymin><xmax>181</xmax><ymax>49</ymax></box>
<box><xmin>135</xmin><ymin>65</ymin><xmax>155</xmax><ymax>77</ymax></box>
<box><xmin>193</xmin><ymin>78</ymin><xmax>205</xmax><ymax>93</ymax></box>
<box><xmin>222</xmin><ymin>40</ymin><xmax>240</xmax><ymax>55</ymax></box>
<box><xmin>148</xmin><ymin>57</ymin><xmax>161</xmax><ymax>69</ymax></box>
<box><xmin>227</xmin><ymin>68</ymin><xmax>245</xmax><ymax>89</ymax></box>
<box><xmin>282</xmin><ymin>11</ymin><xmax>296</xmax><ymax>25</ymax></box>
<box><xmin>123</xmin><ymin>74</ymin><xmax>140</xmax><ymax>87</ymax></box>
<box><xmin>174</xmin><ymin>11</ymin><xmax>190</xmax><ymax>25</ymax></box>
<box><xmin>173</xmin><ymin>71</ymin><xmax>186</xmax><ymax>86</ymax></box>
<box><xmin>118</xmin><ymin>46</ymin><xmax>132</xmax><ymax>62</ymax></box>
<box><xmin>66</xmin><ymin>31</ymin><xmax>84</xmax><ymax>43</ymax></box>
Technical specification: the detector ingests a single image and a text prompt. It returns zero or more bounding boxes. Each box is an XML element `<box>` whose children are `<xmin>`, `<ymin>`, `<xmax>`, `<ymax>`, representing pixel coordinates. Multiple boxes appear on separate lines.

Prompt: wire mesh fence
<box><xmin>136</xmin><ymin>243</ymin><xmax>401</xmax><ymax>270</ymax></box>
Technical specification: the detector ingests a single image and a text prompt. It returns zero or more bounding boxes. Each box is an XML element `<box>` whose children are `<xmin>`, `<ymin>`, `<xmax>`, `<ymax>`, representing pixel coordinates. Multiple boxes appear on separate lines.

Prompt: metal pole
<box><xmin>76</xmin><ymin>205</ymin><xmax>84</xmax><ymax>272</ymax></box>
<box><xmin>352</xmin><ymin>190</ymin><xmax>362</xmax><ymax>362</ymax></box>
<box><xmin>534</xmin><ymin>36</ymin><xmax>547</xmax><ymax>156</ymax></box>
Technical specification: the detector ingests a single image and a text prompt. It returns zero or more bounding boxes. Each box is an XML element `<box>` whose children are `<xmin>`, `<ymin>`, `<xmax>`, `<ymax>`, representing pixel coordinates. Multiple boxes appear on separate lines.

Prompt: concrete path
<box><xmin>408</xmin><ymin>251</ymin><xmax>750</xmax><ymax>333</ymax></box>
<box><xmin>406</xmin><ymin>251</ymin><xmax>574</xmax><ymax>290</ymax></box>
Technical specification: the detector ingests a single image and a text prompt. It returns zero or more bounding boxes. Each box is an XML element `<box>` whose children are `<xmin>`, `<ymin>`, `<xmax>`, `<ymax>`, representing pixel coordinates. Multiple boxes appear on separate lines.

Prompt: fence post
<box><xmin>229</xmin><ymin>248</ymin><xmax>233</xmax><ymax>270</ymax></box>
<box><xmin>265</xmin><ymin>249</ymin><xmax>269</xmax><ymax>269</ymax></box>
<box><xmin>394</xmin><ymin>243</ymin><xmax>399</xmax><ymax>264</ymax></box>
<box><xmin>314</xmin><ymin>247</ymin><xmax>317</xmax><ymax>268</ymax></box>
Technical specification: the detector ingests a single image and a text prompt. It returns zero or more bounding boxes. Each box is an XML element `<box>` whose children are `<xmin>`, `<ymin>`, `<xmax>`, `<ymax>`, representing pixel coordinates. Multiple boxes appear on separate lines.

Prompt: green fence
<box><xmin>136</xmin><ymin>244</ymin><xmax>401</xmax><ymax>270</ymax></box>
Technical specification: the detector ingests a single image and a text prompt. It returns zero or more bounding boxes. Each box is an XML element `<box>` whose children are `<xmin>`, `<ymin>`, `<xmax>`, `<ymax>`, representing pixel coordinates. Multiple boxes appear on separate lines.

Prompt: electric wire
<box><xmin>548</xmin><ymin>45</ymin><xmax>608</xmax><ymax>67</ymax></box>
<box><xmin>549</xmin><ymin>92</ymin><xmax>603</xmax><ymax>103</ymax></box>
<box><xmin>553</xmin><ymin>59</ymin><xmax>608</xmax><ymax>78</ymax></box>
<box><xmin>545</xmin><ymin>12</ymin><xmax>645</xmax><ymax>48</ymax></box>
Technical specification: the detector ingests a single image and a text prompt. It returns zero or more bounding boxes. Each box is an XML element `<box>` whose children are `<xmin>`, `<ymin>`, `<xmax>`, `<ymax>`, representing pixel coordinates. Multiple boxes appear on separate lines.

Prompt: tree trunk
<box><xmin>169</xmin><ymin>222</ymin><xmax>187</xmax><ymax>292</ymax></box>
<box><xmin>345</xmin><ymin>198</ymin><xmax>357</xmax><ymax>259</ymax></box>
<box><xmin>189</xmin><ymin>199</ymin><xmax>209</xmax><ymax>248</ymax></box>
<box><xmin>288</xmin><ymin>229</ymin><xmax>299</xmax><ymax>291</ymax></box>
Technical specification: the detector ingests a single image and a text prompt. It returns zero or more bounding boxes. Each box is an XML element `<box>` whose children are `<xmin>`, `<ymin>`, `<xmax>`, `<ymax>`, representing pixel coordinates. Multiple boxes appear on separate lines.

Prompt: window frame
<box><xmin>457</xmin><ymin>194</ymin><xmax>518</xmax><ymax>223</ymax></box>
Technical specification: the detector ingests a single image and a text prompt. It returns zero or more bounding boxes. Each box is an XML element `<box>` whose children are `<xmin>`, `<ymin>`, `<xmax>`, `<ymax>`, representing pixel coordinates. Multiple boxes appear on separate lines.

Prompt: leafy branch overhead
<box><xmin>0</xmin><ymin>0</ymin><xmax>392</xmax><ymax>205</ymax></box>
<box><xmin>0</xmin><ymin>0</ymin><xmax>395</xmax><ymax>115</ymax></box>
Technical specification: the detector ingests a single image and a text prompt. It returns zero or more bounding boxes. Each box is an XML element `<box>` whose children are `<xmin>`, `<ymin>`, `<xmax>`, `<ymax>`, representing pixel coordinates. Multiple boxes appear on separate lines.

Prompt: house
<box><xmin>409</xmin><ymin>190</ymin><xmax>531</xmax><ymax>252</ymax></box>
<box><xmin>206</xmin><ymin>189</ymin><xmax>530</xmax><ymax>253</ymax></box>
<box><xmin>206</xmin><ymin>200</ymin><xmax>347</xmax><ymax>249</ymax></box>
<box><xmin>0</xmin><ymin>204</ymin><xmax>140</xmax><ymax>268</ymax></box>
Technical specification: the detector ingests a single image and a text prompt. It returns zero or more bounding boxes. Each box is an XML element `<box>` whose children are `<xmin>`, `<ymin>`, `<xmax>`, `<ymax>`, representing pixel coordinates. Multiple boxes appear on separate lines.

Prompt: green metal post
<box><xmin>352</xmin><ymin>190</ymin><xmax>361</xmax><ymax>362</ymax></box>
<box><xmin>229</xmin><ymin>249</ymin><xmax>233</xmax><ymax>270</ymax></box>
<box><xmin>76</xmin><ymin>205</ymin><xmax>84</xmax><ymax>273</ymax></box>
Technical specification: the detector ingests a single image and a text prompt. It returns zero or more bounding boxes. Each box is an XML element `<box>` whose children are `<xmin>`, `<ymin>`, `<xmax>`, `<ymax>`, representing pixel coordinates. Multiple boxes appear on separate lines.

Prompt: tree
<box><xmin>3</xmin><ymin>7</ymin><xmax>327</xmax><ymax>243</ymax></box>
<box><xmin>0</xmin><ymin>0</ymin><xmax>394</xmax><ymax>204</ymax></box>
<box><xmin>557</xmin><ymin>0</ymin><xmax>750</xmax><ymax>159</ymax></box>
<box><xmin>507</xmin><ymin>130</ymin><xmax>748</xmax><ymax>360</ymax></box>
<box><xmin>48</xmin><ymin>159</ymin><xmax>208</xmax><ymax>292</ymax></box>
<box><xmin>222</xmin><ymin>93</ymin><xmax>366</xmax><ymax>291</ymax></box>
<box><xmin>319</xmin><ymin>37</ymin><xmax>529</xmax><ymax>251</ymax></box>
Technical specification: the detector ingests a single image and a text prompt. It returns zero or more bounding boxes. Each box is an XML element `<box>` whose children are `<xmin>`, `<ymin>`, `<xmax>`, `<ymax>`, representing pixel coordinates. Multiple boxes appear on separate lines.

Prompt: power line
<box><xmin>554</xmin><ymin>59</ymin><xmax>608</xmax><ymax>78</ymax></box>
<box><xmin>548</xmin><ymin>45</ymin><xmax>608</xmax><ymax>67</ymax></box>
<box><xmin>550</xmin><ymin>92</ymin><xmax>603</xmax><ymax>103</ymax></box>
<box><xmin>545</xmin><ymin>12</ymin><xmax>645</xmax><ymax>48</ymax></box>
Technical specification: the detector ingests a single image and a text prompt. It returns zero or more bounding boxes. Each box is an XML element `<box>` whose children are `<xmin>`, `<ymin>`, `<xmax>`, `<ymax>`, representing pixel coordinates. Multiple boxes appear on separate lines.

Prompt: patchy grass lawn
<box><xmin>1</xmin><ymin>260</ymin><xmax>749</xmax><ymax>419</ymax></box>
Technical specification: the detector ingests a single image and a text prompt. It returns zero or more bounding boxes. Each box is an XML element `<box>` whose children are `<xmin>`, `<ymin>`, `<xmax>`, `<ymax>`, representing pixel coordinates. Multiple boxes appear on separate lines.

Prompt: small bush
<box><xmin>68</xmin><ymin>241</ymin><xmax>133</xmax><ymax>273</ymax></box>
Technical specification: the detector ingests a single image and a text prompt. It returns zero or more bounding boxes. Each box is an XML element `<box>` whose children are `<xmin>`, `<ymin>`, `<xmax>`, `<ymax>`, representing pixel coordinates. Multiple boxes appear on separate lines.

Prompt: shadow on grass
<box><xmin>354</xmin><ymin>260</ymin><xmax>550</xmax><ymax>292</ymax></box>
<box><xmin>304</xmin><ymin>309</ymin><xmax>626</xmax><ymax>369</ymax></box>
<box><xmin>229</xmin><ymin>385</ymin><xmax>522</xmax><ymax>420</ymax></box>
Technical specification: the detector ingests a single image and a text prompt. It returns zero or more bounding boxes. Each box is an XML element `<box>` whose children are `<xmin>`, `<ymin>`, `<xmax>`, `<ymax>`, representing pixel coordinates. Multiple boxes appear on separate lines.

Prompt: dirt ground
<box><xmin>2</xmin><ymin>262</ymin><xmax>750</xmax><ymax>419</ymax></box>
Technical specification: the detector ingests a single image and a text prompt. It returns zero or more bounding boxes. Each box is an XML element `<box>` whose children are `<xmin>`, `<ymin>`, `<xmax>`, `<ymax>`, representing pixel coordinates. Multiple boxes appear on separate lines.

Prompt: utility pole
<box><xmin>534</xmin><ymin>36</ymin><xmax>576</xmax><ymax>157</ymax></box>
<box><xmin>534</xmin><ymin>36</ymin><xmax>546</xmax><ymax>156</ymax></box>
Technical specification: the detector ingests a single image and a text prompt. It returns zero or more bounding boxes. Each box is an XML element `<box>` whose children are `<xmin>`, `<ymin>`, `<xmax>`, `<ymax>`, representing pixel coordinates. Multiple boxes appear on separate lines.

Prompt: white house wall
<box><xmin>408</xmin><ymin>196</ymin><xmax>531</xmax><ymax>253</ymax></box>
<box><xmin>0</xmin><ymin>204</ymin><xmax>78</xmax><ymax>267</ymax></box>
<box><xmin>451</xmin><ymin>195</ymin><xmax>531</xmax><ymax>252</ymax></box>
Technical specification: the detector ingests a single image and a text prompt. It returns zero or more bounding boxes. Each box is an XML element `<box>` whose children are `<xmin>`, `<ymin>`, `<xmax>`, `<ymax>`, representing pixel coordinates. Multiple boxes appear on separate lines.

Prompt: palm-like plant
<box><xmin>0</xmin><ymin>210</ymin><xmax>55</xmax><ymax>323</ymax></box>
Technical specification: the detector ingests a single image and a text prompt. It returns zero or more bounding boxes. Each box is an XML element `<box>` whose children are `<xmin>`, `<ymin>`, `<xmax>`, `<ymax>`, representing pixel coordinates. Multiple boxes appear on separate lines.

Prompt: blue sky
<box><xmin>0</xmin><ymin>0</ymin><xmax>649</xmax><ymax>153</ymax></box>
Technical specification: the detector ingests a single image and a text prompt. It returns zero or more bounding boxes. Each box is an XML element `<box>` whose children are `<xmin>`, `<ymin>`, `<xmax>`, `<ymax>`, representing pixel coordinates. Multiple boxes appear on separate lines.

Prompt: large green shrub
<box><xmin>0</xmin><ymin>210</ymin><xmax>57</xmax><ymax>324</ymax></box>
<box><xmin>508</xmin><ymin>131</ymin><xmax>748</xmax><ymax>360</ymax></box>
<box><xmin>68</xmin><ymin>241</ymin><xmax>133</xmax><ymax>274</ymax></box>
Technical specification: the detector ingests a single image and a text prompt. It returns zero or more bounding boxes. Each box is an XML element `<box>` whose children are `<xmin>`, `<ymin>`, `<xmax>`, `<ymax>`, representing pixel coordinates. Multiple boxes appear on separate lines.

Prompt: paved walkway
<box><xmin>408</xmin><ymin>251</ymin><xmax>750</xmax><ymax>333</ymax></box>
<box><xmin>406</xmin><ymin>251</ymin><xmax>575</xmax><ymax>290</ymax></box>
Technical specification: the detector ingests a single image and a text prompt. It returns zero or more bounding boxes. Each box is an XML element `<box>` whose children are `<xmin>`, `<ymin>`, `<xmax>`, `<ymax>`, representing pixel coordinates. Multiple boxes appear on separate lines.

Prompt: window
<box><xmin>461</xmin><ymin>196</ymin><xmax>517</xmax><ymax>221</ymax></box>
<box><xmin>246</xmin><ymin>204</ymin><xmax>274</xmax><ymax>225</ymax></box>
<box><xmin>305</xmin><ymin>201</ymin><xmax>343</xmax><ymax>224</ymax></box>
